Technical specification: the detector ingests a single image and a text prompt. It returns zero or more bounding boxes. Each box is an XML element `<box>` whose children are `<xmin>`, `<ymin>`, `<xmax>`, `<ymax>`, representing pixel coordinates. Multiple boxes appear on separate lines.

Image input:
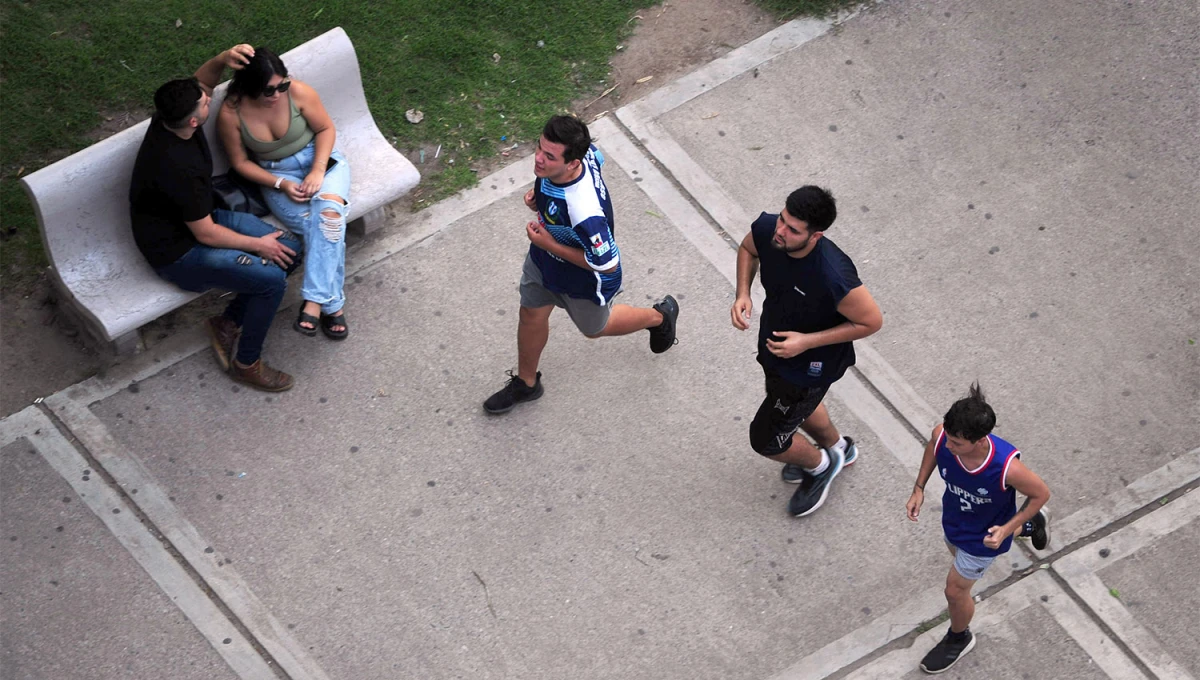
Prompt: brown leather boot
<box><xmin>206</xmin><ymin>316</ymin><xmax>240</xmax><ymax>372</ymax></box>
<box><xmin>229</xmin><ymin>359</ymin><xmax>294</xmax><ymax>392</ymax></box>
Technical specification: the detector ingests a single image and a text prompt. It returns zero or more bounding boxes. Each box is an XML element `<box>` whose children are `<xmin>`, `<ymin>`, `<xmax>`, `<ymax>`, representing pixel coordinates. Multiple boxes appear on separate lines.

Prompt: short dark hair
<box><xmin>542</xmin><ymin>115</ymin><xmax>591</xmax><ymax>163</ymax></box>
<box><xmin>784</xmin><ymin>186</ymin><xmax>837</xmax><ymax>233</ymax></box>
<box><xmin>154</xmin><ymin>78</ymin><xmax>203</xmax><ymax>129</ymax></box>
<box><xmin>942</xmin><ymin>382</ymin><xmax>996</xmax><ymax>442</ymax></box>
<box><xmin>227</xmin><ymin>47</ymin><xmax>288</xmax><ymax>101</ymax></box>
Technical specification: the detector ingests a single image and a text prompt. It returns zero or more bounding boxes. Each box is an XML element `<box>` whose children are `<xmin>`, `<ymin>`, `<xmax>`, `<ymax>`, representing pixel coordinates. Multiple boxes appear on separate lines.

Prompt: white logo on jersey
<box><xmin>977</xmin><ymin>488</ymin><xmax>989</xmax><ymax>496</ymax></box>
<box><xmin>774</xmin><ymin>399</ymin><xmax>790</xmax><ymax>414</ymax></box>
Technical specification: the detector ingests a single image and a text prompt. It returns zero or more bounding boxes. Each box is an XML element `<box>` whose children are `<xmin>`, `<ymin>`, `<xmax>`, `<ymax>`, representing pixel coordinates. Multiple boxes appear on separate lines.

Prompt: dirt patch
<box><xmin>577</xmin><ymin>0</ymin><xmax>780</xmax><ymax>117</ymax></box>
<box><xmin>0</xmin><ymin>0</ymin><xmax>780</xmax><ymax>418</ymax></box>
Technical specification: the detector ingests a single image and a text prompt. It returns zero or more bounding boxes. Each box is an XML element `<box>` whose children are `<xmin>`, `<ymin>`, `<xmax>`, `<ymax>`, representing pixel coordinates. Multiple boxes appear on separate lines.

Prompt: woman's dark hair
<box><xmin>784</xmin><ymin>186</ymin><xmax>837</xmax><ymax>233</ymax></box>
<box><xmin>226</xmin><ymin>47</ymin><xmax>288</xmax><ymax>102</ymax></box>
<box><xmin>943</xmin><ymin>382</ymin><xmax>996</xmax><ymax>442</ymax></box>
<box><xmin>154</xmin><ymin>78</ymin><xmax>203</xmax><ymax>128</ymax></box>
<box><xmin>542</xmin><ymin>115</ymin><xmax>591</xmax><ymax>163</ymax></box>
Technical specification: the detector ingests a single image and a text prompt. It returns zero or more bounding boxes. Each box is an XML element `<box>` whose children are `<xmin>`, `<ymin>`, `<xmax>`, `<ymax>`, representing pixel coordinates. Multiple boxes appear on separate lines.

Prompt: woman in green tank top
<box><xmin>217</xmin><ymin>46</ymin><xmax>352</xmax><ymax>341</ymax></box>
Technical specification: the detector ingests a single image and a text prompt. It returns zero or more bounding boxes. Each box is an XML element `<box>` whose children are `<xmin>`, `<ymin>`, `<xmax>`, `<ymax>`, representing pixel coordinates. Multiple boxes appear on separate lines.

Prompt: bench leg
<box><xmin>108</xmin><ymin>329</ymin><xmax>143</xmax><ymax>356</ymax></box>
<box><xmin>348</xmin><ymin>205</ymin><xmax>389</xmax><ymax>237</ymax></box>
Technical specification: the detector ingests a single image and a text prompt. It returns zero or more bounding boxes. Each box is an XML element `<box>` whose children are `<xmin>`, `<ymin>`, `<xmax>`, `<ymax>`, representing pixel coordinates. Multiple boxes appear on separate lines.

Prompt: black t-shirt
<box><xmin>129</xmin><ymin>118</ymin><xmax>213</xmax><ymax>268</ymax></box>
<box><xmin>751</xmin><ymin>212</ymin><xmax>862</xmax><ymax>386</ymax></box>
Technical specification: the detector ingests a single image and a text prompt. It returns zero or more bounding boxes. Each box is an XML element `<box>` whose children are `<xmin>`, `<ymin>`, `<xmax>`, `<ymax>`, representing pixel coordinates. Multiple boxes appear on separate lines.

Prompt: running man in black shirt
<box><xmin>731</xmin><ymin>186</ymin><xmax>883</xmax><ymax>516</ymax></box>
<box><xmin>130</xmin><ymin>45</ymin><xmax>302</xmax><ymax>391</ymax></box>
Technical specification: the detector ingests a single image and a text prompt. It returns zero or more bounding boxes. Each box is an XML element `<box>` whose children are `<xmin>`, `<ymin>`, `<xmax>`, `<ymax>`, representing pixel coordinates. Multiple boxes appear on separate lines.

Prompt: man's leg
<box><xmin>517</xmin><ymin>305</ymin><xmax>553</xmax><ymax>387</ymax></box>
<box><xmin>592</xmin><ymin>304</ymin><xmax>662</xmax><ymax>336</ymax></box>
<box><xmin>920</xmin><ymin>548</ymin><xmax>984</xmax><ymax>673</ymax></box>
<box><xmin>945</xmin><ymin>566</ymin><xmax>976</xmax><ymax>633</ymax></box>
<box><xmin>748</xmin><ymin>379</ymin><xmax>846</xmax><ymax>516</ymax></box>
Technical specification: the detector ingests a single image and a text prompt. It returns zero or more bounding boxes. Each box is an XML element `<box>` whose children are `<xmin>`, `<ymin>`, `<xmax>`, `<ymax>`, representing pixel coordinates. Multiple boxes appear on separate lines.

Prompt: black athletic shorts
<box><xmin>749</xmin><ymin>371</ymin><xmax>830</xmax><ymax>456</ymax></box>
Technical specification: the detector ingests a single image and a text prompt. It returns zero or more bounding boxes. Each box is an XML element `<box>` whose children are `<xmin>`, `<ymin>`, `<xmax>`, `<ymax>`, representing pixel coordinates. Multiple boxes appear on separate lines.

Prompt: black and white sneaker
<box><xmin>920</xmin><ymin>629</ymin><xmax>975</xmax><ymax>674</ymax></box>
<box><xmin>483</xmin><ymin>371</ymin><xmax>544</xmax><ymax>414</ymax></box>
<box><xmin>648</xmin><ymin>295</ymin><xmax>679</xmax><ymax>354</ymax></box>
<box><xmin>787</xmin><ymin>446</ymin><xmax>845</xmax><ymax>516</ymax></box>
<box><xmin>782</xmin><ymin>436</ymin><xmax>857</xmax><ymax>483</ymax></box>
<box><xmin>1020</xmin><ymin>507</ymin><xmax>1052</xmax><ymax>551</ymax></box>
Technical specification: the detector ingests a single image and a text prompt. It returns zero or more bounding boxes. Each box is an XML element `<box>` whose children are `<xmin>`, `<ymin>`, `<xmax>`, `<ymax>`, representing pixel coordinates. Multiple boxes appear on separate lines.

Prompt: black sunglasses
<box><xmin>262</xmin><ymin>80</ymin><xmax>292</xmax><ymax>97</ymax></box>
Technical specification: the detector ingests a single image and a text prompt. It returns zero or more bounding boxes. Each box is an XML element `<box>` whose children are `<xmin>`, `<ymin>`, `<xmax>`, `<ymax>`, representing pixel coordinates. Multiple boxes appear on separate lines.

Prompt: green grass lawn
<box><xmin>0</xmin><ymin>0</ymin><xmax>858</xmax><ymax>293</ymax></box>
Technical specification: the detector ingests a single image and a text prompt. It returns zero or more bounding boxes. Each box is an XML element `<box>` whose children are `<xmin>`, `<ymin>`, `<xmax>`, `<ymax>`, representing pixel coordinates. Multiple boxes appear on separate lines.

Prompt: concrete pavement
<box><xmin>3</xmin><ymin>1</ymin><xmax>1198</xmax><ymax>678</ymax></box>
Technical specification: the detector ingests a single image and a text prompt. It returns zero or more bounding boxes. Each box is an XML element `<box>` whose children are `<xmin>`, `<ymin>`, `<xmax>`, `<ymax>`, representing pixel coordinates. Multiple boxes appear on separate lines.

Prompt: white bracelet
<box><xmin>273</xmin><ymin>177</ymin><xmax>284</xmax><ymax>190</ymax></box>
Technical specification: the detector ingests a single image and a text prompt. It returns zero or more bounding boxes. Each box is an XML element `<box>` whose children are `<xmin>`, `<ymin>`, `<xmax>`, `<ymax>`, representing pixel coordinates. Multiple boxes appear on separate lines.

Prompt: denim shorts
<box><xmin>945</xmin><ymin>540</ymin><xmax>997</xmax><ymax>581</ymax></box>
<box><xmin>518</xmin><ymin>253</ymin><xmax>611</xmax><ymax>336</ymax></box>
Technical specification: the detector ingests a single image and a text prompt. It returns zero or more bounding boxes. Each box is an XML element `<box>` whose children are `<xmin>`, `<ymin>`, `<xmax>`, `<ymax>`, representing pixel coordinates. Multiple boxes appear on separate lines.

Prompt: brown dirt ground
<box><xmin>0</xmin><ymin>0</ymin><xmax>781</xmax><ymax>417</ymax></box>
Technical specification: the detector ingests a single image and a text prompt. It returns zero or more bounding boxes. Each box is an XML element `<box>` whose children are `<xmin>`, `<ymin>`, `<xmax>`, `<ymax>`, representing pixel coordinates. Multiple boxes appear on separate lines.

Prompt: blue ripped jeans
<box><xmin>258</xmin><ymin>140</ymin><xmax>351</xmax><ymax>316</ymax></box>
<box><xmin>156</xmin><ymin>210</ymin><xmax>303</xmax><ymax>365</ymax></box>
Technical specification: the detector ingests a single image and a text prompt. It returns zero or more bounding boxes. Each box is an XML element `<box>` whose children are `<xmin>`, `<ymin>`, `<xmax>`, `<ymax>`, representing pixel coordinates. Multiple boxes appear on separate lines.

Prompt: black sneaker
<box><xmin>782</xmin><ymin>436</ymin><xmax>857</xmax><ymax>483</ymax></box>
<box><xmin>919</xmin><ymin>629</ymin><xmax>975</xmax><ymax>674</ymax></box>
<box><xmin>787</xmin><ymin>447</ymin><xmax>845</xmax><ymax>516</ymax></box>
<box><xmin>1020</xmin><ymin>507</ymin><xmax>1052</xmax><ymax>551</ymax></box>
<box><xmin>483</xmin><ymin>371</ymin><xmax>544</xmax><ymax>414</ymax></box>
<box><xmin>648</xmin><ymin>295</ymin><xmax>680</xmax><ymax>354</ymax></box>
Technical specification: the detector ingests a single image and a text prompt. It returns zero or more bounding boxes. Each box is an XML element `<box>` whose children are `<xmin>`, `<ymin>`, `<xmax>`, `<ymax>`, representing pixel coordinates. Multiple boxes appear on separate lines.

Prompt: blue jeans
<box><xmin>157</xmin><ymin>210</ymin><xmax>303</xmax><ymax>365</ymax></box>
<box><xmin>258</xmin><ymin>141</ymin><xmax>351</xmax><ymax>316</ymax></box>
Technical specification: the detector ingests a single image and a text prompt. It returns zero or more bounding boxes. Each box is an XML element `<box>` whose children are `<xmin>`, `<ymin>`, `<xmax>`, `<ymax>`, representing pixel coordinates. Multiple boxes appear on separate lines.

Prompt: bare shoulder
<box><xmin>290</xmin><ymin>80</ymin><xmax>321</xmax><ymax>104</ymax></box>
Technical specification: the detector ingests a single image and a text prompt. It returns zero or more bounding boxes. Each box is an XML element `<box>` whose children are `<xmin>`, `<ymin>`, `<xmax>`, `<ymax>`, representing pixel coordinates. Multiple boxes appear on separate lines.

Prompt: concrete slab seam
<box><xmin>1050</xmin><ymin>486</ymin><xmax>1200</xmax><ymax>679</ymax></box>
<box><xmin>1042</xmin><ymin>446</ymin><xmax>1200</xmax><ymax>557</ymax></box>
<box><xmin>841</xmin><ymin>571</ymin><xmax>1147</xmax><ymax>680</ymax></box>
<box><xmin>625</xmin><ymin>16</ymin><xmax>846</xmax><ymax>120</ymax></box>
<box><xmin>0</xmin><ymin>407</ymin><xmax>279</xmax><ymax>679</ymax></box>
<box><xmin>41</xmin><ymin>394</ymin><xmax>332</xmax><ymax>680</ymax></box>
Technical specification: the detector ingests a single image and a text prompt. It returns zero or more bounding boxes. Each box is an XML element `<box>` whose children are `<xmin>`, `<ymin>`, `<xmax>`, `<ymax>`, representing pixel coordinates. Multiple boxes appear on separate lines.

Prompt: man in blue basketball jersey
<box><xmin>906</xmin><ymin>383</ymin><xmax>1052</xmax><ymax>673</ymax></box>
<box><xmin>732</xmin><ymin>186</ymin><xmax>883</xmax><ymax>517</ymax></box>
<box><xmin>484</xmin><ymin>115</ymin><xmax>680</xmax><ymax>414</ymax></box>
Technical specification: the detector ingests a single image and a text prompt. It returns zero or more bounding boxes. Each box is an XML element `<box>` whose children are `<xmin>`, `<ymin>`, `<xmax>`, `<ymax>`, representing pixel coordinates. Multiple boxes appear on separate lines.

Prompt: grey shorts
<box><xmin>945</xmin><ymin>540</ymin><xmax>997</xmax><ymax>581</ymax></box>
<box><xmin>519</xmin><ymin>254</ymin><xmax>612</xmax><ymax>336</ymax></box>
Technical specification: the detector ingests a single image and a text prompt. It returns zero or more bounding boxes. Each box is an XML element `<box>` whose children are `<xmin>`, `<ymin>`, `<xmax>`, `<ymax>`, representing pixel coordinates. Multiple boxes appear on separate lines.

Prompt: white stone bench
<box><xmin>19</xmin><ymin>27</ymin><xmax>419</xmax><ymax>354</ymax></box>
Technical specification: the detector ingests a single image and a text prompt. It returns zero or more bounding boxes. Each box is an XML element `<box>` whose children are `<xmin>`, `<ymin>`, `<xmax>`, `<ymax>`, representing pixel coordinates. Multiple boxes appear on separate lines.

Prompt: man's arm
<box><xmin>524</xmin><ymin>220</ymin><xmax>616</xmax><ymax>273</ymax></box>
<box><xmin>984</xmin><ymin>458</ymin><xmax>1051</xmax><ymax>548</ymax></box>
<box><xmin>185</xmin><ymin>216</ymin><xmax>295</xmax><ymax>268</ymax></box>
<box><xmin>194</xmin><ymin>44</ymin><xmax>254</xmax><ymax>94</ymax></box>
<box><xmin>906</xmin><ymin>424</ymin><xmax>942</xmax><ymax>521</ymax></box>
<box><xmin>765</xmin><ymin>284</ymin><xmax>883</xmax><ymax>358</ymax></box>
<box><xmin>731</xmin><ymin>231</ymin><xmax>759</xmax><ymax>330</ymax></box>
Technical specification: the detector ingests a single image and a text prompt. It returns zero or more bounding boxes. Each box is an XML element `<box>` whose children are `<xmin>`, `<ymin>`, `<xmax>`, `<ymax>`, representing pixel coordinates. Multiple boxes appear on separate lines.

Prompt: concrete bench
<box><xmin>20</xmin><ymin>27</ymin><xmax>419</xmax><ymax>354</ymax></box>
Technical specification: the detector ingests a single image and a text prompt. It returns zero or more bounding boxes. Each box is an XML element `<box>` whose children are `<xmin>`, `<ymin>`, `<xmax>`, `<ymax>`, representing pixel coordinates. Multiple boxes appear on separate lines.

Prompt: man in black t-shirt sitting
<box><xmin>730</xmin><ymin>186</ymin><xmax>883</xmax><ymax>517</ymax></box>
<box><xmin>130</xmin><ymin>45</ymin><xmax>303</xmax><ymax>391</ymax></box>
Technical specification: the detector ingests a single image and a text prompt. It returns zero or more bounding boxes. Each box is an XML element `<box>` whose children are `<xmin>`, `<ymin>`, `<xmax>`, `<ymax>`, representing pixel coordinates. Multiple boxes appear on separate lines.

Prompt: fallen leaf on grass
<box><xmin>492</xmin><ymin>53</ymin><xmax>502</xmax><ymax>64</ymax></box>
<box><xmin>406</xmin><ymin>109</ymin><xmax>424</xmax><ymax>124</ymax></box>
<box><xmin>312</xmin><ymin>7</ymin><xmax>324</xmax><ymax>19</ymax></box>
<box><xmin>174</xmin><ymin>18</ymin><xmax>182</xmax><ymax>28</ymax></box>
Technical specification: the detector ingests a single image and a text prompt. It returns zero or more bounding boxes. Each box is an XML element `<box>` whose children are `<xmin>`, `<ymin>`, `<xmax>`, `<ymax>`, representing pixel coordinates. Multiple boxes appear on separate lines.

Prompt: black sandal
<box><xmin>293</xmin><ymin>308</ymin><xmax>319</xmax><ymax>337</ymax></box>
<box><xmin>320</xmin><ymin>311</ymin><xmax>349</xmax><ymax>341</ymax></box>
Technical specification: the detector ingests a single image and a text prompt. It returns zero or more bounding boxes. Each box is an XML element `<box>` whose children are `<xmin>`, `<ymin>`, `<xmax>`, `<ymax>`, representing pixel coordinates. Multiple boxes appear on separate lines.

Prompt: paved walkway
<box><xmin>3</xmin><ymin>2</ymin><xmax>1198</xmax><ymax>678</ymax></box>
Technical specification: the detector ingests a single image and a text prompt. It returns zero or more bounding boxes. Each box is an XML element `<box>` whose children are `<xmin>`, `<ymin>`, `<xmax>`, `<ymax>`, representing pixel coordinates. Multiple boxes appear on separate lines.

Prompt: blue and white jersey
<box><xmin>937</xmin><ymin>430</ymin><xmax>1021</xmax><ymax>557</ymax></box>
<box><xmin>529</xmin><ymin>146</ymin><xmax>622</xmax><ymax>305</ymax></box>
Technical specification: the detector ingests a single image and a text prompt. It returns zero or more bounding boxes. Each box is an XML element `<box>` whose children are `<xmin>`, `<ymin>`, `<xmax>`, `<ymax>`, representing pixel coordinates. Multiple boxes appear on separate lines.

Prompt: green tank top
<box><xmin>238</xmin><ymin>93</ymin><xmax>315</xmax><ymax>161</ymax></box>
